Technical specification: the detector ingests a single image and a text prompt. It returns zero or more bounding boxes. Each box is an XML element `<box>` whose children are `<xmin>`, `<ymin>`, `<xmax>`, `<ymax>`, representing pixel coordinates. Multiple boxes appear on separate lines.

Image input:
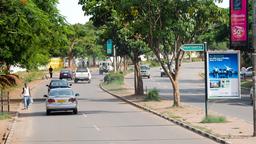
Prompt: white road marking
<box><xmin>93</xmin><ymin>125</ymin><xmax>101</xmax><ymax>132</ymax></box>
<box><xmin>83</xmin><ymin>113</ymin><xmax>87</xmax><ymax>118</ymax></box>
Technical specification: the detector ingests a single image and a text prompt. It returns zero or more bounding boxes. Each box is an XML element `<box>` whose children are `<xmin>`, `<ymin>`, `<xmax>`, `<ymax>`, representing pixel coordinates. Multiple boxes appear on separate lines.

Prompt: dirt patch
<box><xmin>0</xmin><ymin>77</ymin><xmax>46</xmax><ymax>143</ymax></box>
<box><xmin>104</xmin><ymin>83</ymin><xmax>256</xmax><ymax>144</ymax></box>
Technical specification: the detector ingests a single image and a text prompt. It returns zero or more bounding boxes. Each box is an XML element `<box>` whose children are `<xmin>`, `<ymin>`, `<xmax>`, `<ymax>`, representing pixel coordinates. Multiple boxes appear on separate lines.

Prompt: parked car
<box><xmin>140</xmin><ymin>65</ymin><xmax>150</xmax><ymax>78</ymax></box>
<box><xmin>59</xmin><ymin>69</ymin><xmax>73</xmax><ymax>80</ymax></box>
<box><xmin>160</xmin><ymin>64</ymin><xmax>175</xmax><ymax>77</ymax></box>
<box><xmin>44</xmin><ymin>88</ymin><xmax>79</xmax><ymax>115</ymax></box>
<box><xmin>240</xmin><ymin>67</ymin><xmax>253</xmax><ymax>78</ymax></box>
<box><xmin>74</xmin><ymin>67</ymin><xmax>91</xmax><ymax>83</ymax></box>
<box><xmin>46</xmin><ymin>79</ymin><xmax>71</xmax><ymax>93</ymax></box>
<box><xmin>99</xmin><ymin>61</ymin><xmax>113</xmax><ymax>74</ymax></box>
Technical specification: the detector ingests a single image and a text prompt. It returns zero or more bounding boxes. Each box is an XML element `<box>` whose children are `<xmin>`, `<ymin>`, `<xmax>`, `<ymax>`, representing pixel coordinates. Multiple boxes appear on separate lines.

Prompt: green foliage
<box><xmin>0</xmin><ymin>112</ymin><xmax>12</xmax><ymax>120</ymax></box>
<box><xmin>71</xmin><ymin>22</ymin><xmax>105</xmax><ymax>59</ymax></box>
<box><xmin>201</xmin><ymin>115</ymin><xmax>226</xmax><ymax>123</ymax></box>
<box><xmin>0</xmin><ymin>0</ymin><xmax>68</xmax><ymax>69</ymax></box>
<box><xmin>104</xmin><ymin>72</ymin><xmax>124</xmax><ymax>84</ymax></box>
<box><xmin>145</xmin><ymin>88</ymin><xmax>160</xmax><ymax>101</ymax></box>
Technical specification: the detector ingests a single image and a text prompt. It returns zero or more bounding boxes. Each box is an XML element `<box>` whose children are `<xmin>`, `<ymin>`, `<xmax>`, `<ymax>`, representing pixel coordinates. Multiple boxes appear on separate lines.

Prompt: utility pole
<box><xmin>253</xmin><ymin>0</ymin><xmax>256</xmax><ymax>137</ymax></box>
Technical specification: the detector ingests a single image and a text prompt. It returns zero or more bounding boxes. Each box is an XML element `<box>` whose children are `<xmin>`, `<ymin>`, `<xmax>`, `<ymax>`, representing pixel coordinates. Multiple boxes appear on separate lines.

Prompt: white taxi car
<box><xmin>44</xmin><ymin>88</ymin><xmax>79</xmax><ymax>115</ymax></box>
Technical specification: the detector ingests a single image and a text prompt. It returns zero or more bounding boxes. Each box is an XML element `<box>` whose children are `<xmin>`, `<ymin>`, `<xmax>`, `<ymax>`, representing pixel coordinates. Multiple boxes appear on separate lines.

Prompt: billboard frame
<box><xmin>206</xmin><ymin>51</ymin><xmax>241</xmax><ymax>100</ymax></box>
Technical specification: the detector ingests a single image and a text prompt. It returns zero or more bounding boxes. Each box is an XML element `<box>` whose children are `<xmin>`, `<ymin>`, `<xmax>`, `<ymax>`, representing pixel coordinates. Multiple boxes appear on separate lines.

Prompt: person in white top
<box><xmin>21</xmin><ymin>83</ymin><xmax>31</xmax><ymax>109</ymax></box>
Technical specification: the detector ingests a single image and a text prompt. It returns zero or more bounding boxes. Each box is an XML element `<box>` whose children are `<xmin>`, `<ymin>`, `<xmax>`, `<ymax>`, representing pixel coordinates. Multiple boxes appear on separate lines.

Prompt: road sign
<box><xmin>106</xmin><ymin>39</ymin><xmax>112</xmax><ymax>55</ymax></box>
<box><xmin>181</xmin><ymin>44</ymin><xmax>204</xmax><ymax>51</ymax></box>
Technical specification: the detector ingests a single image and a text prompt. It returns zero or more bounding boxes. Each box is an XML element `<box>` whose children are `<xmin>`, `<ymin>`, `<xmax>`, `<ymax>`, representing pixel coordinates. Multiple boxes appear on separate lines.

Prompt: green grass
<box><xmin>144</xmin><ymin>88</ymin><xmax>160</xmax><ymax>101</ymax></box>
<box><xmin>201</xmin><ymin>115</ymin><xmax>226</xmax><ymax>123</ymax></box>
<box><xmin>19</xmin><ymin>71</ymin><xmax>45</xmax><ymax>83</ymax></box>
<box><xmin>103</xmin><ymin>82</ymin><xmax>124</xmax><ymax>91</ymax></box>
<box><xmin>0</xmin><ymin>112</ymin><xmax>12</xmax><ymax>120</ymax></box>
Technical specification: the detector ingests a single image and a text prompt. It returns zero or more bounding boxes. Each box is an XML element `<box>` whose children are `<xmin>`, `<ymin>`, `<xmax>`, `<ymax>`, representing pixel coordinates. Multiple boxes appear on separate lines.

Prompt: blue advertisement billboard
<box><xmin>207</xmin><ymin>51</ymin><xmax>241</xmax><ymax>99</ymax></box>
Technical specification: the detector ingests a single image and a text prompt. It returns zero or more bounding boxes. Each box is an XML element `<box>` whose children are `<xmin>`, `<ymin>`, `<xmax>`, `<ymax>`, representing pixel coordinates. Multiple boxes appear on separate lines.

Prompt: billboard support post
<box><xmin>204</xmin><ymin>42</ymin><xmax>208</xmax><ymax>118</ymax></box>
<box><xmin>253</xmin><ymin>0</ymin><xmax>256</xmax><ymax>136</ymax></box>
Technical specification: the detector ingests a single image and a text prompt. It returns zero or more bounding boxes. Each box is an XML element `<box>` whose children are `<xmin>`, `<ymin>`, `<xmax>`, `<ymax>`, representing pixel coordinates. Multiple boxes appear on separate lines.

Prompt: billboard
<box><xmin>230</xmin><ymin>0</ymin><xmax>248</xmax><ymax>49</ymax></box>
<box><xmin>207</xmin><ymin>51</ymin><xmax>240</xmax><ymax>99</ymax></box>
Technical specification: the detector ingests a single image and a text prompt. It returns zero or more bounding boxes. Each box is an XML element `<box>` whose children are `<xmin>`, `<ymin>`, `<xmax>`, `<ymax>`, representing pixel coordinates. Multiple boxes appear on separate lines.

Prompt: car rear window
<box><xmin>77</xmin><ymin>69</ymin><xmax>88</xmax><ymax>72</ymax></box>
<box><xmin>140</xmin><ymin>66</ymin><xmax>149</xmax><ymax>70</ymax></box>
<box><xmin>61</xmin><ymin>70</ymin><xmax>70</xmax><ymax>73</ymax></box>
<box><xmin>50</xmin><ymin>80</ymin><xmax>69</xmax><ymax>87</ymax></box>
<box><xmin>49</xmin><ymin>89</ymin><xmax>73</xmax><ymax>97</ymax></box>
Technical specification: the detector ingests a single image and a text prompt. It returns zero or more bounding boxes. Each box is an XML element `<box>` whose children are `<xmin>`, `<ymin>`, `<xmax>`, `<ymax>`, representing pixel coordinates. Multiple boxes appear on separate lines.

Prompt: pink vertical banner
<box><xmin>230</xmin><ymin>0</ymin><xmax>248</xmax><ymax>48</ymax></box>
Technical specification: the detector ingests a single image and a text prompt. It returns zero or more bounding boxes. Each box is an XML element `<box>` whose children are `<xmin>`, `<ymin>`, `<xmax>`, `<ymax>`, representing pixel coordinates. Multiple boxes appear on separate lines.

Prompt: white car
<box><xmin>240</xmin><ymin>67</ymin><xmax>253</xmax><ymax>78</ymax></box>
<box><xmin>140</xmin><ymin>65</ymin><xmax>150</xmax><ymax>78</ymax></box>
<box><xmin>44</xmin><ymin>88</ymin><xmax>79</xmax><ymax>115</ymax></box>
<box><xmin>160</xmin><ymin>64</ymin><xmax>175</xmax><ymax>77</ymax></box>
<box><xmin>74</xmin><ymin>67</ymin><xmax>91</xmax><ymax>83</ymax></box>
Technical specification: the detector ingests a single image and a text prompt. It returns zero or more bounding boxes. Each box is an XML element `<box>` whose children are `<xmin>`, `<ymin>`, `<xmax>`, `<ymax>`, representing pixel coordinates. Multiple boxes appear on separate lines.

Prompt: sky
<box><xmin>57</xmin><ymin>0</ymin><xmax>90</xmax><ymax>24</ymax></box>
<box><xmin>57</xmin><ymin>1</ymin><xmax>229</xmax><ymax>24</ymax></box>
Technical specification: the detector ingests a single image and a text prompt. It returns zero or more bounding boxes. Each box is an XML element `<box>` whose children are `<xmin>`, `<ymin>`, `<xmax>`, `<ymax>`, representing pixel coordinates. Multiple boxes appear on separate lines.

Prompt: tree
<box><xmin>79</xmin><ymin>0</ymin><xmax>148</xmax><ymax>95</ymax></box>
<box><xmin>79</xmin><ymin>0</ymin><xmax>228</xmax><ymax>103</ymax></box>
<box><xmin>0</xmin><ymin>0</ymin><xmax>68</xmax><ymax>71</ymax></box>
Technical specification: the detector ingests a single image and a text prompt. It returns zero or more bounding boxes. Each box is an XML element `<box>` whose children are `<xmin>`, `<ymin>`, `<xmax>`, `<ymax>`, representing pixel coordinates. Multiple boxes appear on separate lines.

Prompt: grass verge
<box><xmin>201</xmin><ymin>115</ymin><xmax>226</xmax><ymax>123</ymax></box>
<box><xmin>19</xmin><ymin>71</ymin><xmax>45</xmax><ymax>83</ymax></box>
<box><xmin>0</xmin><ymin>112</ymin><xmax>12</xmax><ymax>120</ymax></box>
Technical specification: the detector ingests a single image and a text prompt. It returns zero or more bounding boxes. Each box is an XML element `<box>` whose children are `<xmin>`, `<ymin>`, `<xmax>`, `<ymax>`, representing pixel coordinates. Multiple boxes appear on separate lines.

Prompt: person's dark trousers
<box><xmin>50</xmin><ymin>73</ymin><xmax>53</xmax><ymax>78</ymax></box>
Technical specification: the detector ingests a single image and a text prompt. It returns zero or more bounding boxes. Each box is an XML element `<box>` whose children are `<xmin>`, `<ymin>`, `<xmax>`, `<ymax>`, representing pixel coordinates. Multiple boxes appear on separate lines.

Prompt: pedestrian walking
<box><xmin>49</xmin><ymin>66</ymin><xmax>53</xmax><ymax>78</ymax></box>
<box><xmin>21</xmin><ymin>83</ymin><xmax>31</xmax><ymax>109</ymax></box>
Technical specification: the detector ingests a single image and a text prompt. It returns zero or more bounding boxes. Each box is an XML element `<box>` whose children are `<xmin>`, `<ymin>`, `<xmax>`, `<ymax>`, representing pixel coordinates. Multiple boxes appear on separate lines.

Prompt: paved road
<box><xmin>126</xmin><ymin>62</ymin><xmax>253</xmax><ymax>123</ymax></box>
<box><xmin>10</xmin><ymin>71</ymin><xmax>216</xmax><ymax>144</ymax></box>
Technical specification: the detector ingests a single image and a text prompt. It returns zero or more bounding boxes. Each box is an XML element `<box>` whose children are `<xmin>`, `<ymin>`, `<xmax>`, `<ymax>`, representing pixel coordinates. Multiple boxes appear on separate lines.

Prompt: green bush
<box><xmin>145</xmin><ymin>88</ymin><xmax>160</xmax><ymax>101</ymax></box>
<box><xmin>201</xmin><ymin>115</ymin><xmax>226</xmax><ymax>123</ymax></box>
<box><xmin>104</xmin><ymin>72</ymin><xmax>124</xmax><ymax>84</ymax></box>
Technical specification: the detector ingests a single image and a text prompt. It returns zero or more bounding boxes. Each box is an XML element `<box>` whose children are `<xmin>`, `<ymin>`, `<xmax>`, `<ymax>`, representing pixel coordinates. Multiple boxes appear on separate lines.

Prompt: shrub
<box><xmin>104</xmin><ymin>72</ymin><xmax>124</xmax><ymax>84</ymax></box>
<box><xmin>145</xmin><ymin>88</ymin><xmax>160</xmax><ymax>101</ymax></box>
<box><xmin>201</xmin><ymin>115</ymin><xmax>226</xmax><ymax>123</ymax></box>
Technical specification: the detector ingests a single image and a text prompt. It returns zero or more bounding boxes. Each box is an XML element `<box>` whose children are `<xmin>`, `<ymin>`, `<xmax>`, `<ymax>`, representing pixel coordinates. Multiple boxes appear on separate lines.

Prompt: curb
<box><xmin>2</xmin><ymin>79</ymin><xmax>48</xmax><ymax>144</ymax></box>
<box><xmin>100</xmin><ymin>83</ymin><xmax>231</xmax><ymax>144</ymax></box>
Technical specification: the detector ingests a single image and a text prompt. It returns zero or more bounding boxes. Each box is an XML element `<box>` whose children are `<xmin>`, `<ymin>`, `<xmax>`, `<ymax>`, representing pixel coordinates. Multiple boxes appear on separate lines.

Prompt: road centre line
<box><xmin>93</xmin><ymin>125</ymin><xmax>101</xmax><ymax>132</ymax></box>
<box><xmin>83</xmin><ymin>113</ymin><xmax>87</xmax><ymax>118</ymax></box>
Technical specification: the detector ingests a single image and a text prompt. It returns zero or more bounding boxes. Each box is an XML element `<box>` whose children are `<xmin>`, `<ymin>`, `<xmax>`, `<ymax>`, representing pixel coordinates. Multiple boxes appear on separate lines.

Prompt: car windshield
<box><xmin>50</xmin><ymin>80</ymin><xmax>69</xmax><ymax>87</ymax></box>
<box><xmin>49</xmin><ymin>89</ymin><xmax>74</xmax><ymax>97</ymax></box>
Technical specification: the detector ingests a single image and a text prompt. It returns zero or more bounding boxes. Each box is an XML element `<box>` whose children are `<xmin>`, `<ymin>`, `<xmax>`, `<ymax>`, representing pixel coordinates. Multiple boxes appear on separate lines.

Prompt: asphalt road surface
<box><xmin>10</xmin><ymin>71</ymin><xmax>217</xmax><ymax>144</ymax></box>
<box><xmin>126</xmin><ymin>62</ymin><xmax>253</xmax><ymax>123</ymax></box>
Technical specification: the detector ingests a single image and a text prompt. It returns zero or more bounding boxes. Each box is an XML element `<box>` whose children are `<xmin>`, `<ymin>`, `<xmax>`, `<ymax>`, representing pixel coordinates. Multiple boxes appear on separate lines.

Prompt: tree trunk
<box><xmin>134</xmin><ymin>61</ymin><xmax>144</xmax><ymax>95</ymax></box>
<box><xmin>92</xmin><ymin>55</ymin><xmax>96</xmax><ymax>67</ymax></box>
<box><xmin>172</xmin><ymin>80</ymin><xmax>181</xmax><ymax>107</ymax></box>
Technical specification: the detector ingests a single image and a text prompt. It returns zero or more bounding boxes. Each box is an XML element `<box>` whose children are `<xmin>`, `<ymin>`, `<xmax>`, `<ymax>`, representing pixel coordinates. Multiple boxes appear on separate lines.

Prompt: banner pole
<box><xmin>204</xmin><ymin>42</ymin><xmax>208</xmax><ymax>118</ymax></box>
